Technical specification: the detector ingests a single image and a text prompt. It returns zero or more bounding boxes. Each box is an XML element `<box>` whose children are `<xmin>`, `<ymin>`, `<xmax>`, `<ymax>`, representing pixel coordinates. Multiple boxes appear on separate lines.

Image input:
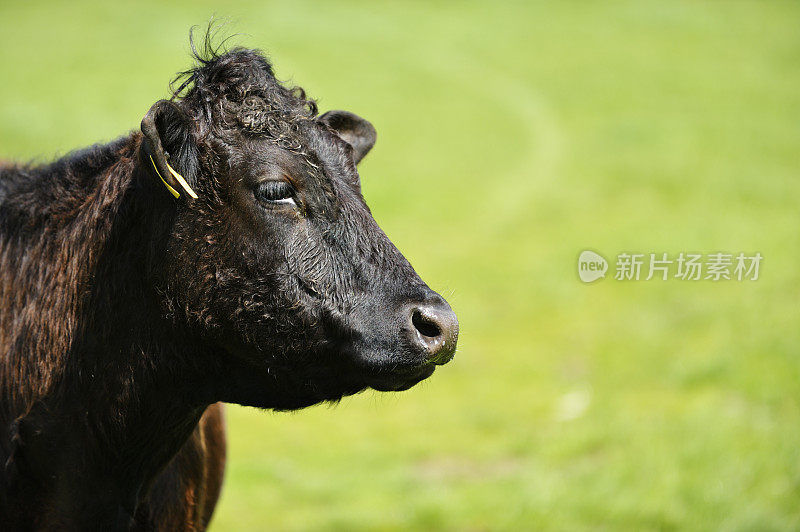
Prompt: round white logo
<box><xmin>578</xmin><ymin>250</ymin><xmax>608</xmax><ymax>283</ymax></box>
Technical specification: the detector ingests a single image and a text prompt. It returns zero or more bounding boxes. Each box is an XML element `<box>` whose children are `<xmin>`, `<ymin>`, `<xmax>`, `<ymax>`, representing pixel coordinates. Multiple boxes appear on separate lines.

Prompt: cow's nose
<box><xmin>408</xmin><ymin>296</ymin><xmax>459</xmax><ymax>365</ymax></box>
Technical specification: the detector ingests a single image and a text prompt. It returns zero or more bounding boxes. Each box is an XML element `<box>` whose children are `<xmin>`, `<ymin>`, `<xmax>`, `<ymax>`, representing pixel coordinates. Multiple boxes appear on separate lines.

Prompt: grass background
<box><xmin>1</xmin><ymin>0</ymin><xmax>799</xmax><ymax>529</ymax></box>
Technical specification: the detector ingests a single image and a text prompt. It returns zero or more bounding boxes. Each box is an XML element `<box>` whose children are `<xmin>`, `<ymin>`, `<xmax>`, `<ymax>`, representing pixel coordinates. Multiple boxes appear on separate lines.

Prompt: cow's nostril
<box><xmin>406</xmin><ymin>297</ymin><xmax>459</xmax><ymax>366</ymax></box>
<box><xmin>412</xmin><ymin>309</ymin><xmax>442</xmax><ymax>339</ymax></box>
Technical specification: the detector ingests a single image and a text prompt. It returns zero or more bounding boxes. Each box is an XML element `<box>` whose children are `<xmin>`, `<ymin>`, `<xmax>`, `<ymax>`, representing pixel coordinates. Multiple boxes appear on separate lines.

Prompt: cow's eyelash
<box><xmin>255</xmin><ymin>180</ymin><xmax>296</xmax><ymax>206</ymax></box>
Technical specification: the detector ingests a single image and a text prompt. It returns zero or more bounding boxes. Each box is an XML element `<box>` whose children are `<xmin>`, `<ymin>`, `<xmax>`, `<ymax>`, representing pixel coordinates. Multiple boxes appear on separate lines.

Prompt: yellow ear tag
<box><xmin>150</xmin><ymin>155</ymin><xmax>180</xmax><ymax>198</ymax></box>
<box><xmin>149</xmin><ymin>155</ymin><xmax>199</xmax><ymax>199</ymax></box>
<box><xmin>166</xmin><ymin>162</ymin><xmax>199</xmax><ymax>199</ymax></box>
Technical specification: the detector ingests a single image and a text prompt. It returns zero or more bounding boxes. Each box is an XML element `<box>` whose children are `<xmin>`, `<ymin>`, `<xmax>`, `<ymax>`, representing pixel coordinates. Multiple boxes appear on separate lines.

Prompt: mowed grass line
<box><xmin>0</xmin><ymin>1</ymin><xmax>799</xmax><ymax>530</ymax></box>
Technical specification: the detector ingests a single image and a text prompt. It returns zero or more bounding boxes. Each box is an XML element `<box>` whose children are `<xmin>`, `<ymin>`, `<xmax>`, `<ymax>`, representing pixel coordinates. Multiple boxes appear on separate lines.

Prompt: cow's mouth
<box><xmin>367</xmin><ymin>364</ymin><xmax>436</xmax><ymax>392</ymax></box>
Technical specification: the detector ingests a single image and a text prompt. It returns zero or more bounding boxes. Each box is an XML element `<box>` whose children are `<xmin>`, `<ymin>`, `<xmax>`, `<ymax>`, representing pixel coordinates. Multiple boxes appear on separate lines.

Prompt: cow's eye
<box><xmin>255</xmin><ymin>181</ymin><xmax>296</xmax><ymax>206</ymax></box>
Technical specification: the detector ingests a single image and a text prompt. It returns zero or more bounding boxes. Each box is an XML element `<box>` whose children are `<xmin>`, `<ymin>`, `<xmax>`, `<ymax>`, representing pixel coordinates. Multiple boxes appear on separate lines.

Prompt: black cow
<box><xmin>0</xmin><ymin>35</ymin><xmax>458</xmax><ymax>530</ymax></box>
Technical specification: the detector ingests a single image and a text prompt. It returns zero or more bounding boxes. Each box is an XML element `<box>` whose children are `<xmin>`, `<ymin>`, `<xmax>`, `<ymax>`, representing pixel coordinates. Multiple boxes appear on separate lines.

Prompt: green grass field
<box><xmin>2</xmin><ymin>1</ymin><xmax>799</xmax><ymax>529</ymax></box>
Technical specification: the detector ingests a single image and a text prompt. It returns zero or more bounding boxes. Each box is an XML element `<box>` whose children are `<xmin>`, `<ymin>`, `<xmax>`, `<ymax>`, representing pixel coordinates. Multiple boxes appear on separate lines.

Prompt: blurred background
<box><xmin>1</xmin><ymin>0</ymin><xmax>799</xmax><ymax>529</ymax></box>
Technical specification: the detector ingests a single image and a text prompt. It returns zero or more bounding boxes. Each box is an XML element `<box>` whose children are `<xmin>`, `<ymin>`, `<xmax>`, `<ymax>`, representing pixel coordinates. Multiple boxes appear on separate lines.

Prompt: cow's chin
<box><xmin>363</xmin><ymin>364</ymin><xmax>436</xmax><ymax>392</ymax></box>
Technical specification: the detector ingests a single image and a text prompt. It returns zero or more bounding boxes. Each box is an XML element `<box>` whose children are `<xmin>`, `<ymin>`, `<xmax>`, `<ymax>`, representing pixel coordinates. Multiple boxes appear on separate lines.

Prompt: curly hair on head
<box><xmin>169</xmin><ymin>25</ymin><xmax>318</xmax><ymax>140</ymax></box>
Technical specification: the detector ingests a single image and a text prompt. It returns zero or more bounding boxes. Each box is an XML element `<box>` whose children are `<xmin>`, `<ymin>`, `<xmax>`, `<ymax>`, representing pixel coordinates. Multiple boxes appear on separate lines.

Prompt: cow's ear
<box><xmin>318</xmin><ymin>110</ymin><xmax>376</xmax><ymax>165</ymax></box>
<box><xmin>141</xmin><ymin>100</ymin><xmax>199</xmax><ymax>199</ymax></box>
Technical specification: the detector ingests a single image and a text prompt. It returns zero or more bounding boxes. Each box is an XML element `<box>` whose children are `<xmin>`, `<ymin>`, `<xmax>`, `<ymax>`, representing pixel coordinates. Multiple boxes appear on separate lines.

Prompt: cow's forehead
<box><xmin>222</xmin><ymin>122</ymin><xmax>349</xmax><ymax>203</ymax></box>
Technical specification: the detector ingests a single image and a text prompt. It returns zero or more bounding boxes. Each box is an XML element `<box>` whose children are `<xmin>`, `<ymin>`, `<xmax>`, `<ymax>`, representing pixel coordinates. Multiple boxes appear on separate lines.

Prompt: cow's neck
<box><xmin>16</xmin><ymin>340</ymin><xmax>213</xmax><ymax>528</ymax></box>
<box><xmin>8</xmin><ymin>136</ymin><xmax>218</xmax><ymax>528</ymax></box>
<box><xmin>55</xmin><ymin>307</ymin><xmax>213</xmax><ymax>525</ymax></box>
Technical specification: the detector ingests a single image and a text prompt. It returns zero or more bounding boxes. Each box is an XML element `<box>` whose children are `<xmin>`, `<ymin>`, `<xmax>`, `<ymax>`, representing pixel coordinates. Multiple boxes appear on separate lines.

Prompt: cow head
<box><xmin>138</xmin><ymin>46</ymin><xmax>458</xmax><ymax>409</ymax></box>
